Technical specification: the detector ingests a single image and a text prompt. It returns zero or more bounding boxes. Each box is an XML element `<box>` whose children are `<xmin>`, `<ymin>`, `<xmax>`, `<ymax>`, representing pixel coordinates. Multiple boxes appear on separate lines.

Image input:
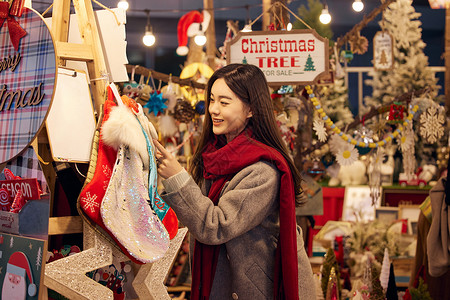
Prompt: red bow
<box><xmin>0</xmin><ymin>1</ymin><xmax>26</xmax><ymax>52</ymax></box>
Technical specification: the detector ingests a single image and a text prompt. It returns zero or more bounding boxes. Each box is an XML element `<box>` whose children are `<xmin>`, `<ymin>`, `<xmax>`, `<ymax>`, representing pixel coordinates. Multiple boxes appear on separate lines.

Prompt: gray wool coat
<box><xmin>161</xmin><ymin>161</ymin><xmax>316</xmax><ymax>300</ymax></box>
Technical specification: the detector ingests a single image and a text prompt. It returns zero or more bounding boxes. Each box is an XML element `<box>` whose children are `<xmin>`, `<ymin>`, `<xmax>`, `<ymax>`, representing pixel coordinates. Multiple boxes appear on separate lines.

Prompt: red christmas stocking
<box><xmin>79</xmin><ymin>88</ymin><xmax>146</xmax><ymax>264</ymax></box>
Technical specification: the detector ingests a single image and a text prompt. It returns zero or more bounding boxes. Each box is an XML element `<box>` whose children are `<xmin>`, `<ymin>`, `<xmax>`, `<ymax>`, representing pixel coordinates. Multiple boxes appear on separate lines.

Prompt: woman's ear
<box><xmin>247</xmin><ymin>109</ymin><xmax>253</xmax><ymax>118</ymax></box>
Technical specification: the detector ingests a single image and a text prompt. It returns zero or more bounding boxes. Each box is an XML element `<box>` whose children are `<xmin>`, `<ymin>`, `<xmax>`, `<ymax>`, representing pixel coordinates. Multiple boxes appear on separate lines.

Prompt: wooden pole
<box><xmin>203</xmin><ymin>0</ymin><xmax>217</xmax><ymax>69</ymax></box>
<box><xmin>263</xmin><ymin>0</ymin><xmax>271</xmax><ymax>30</ymax></box>
<box><xmin>446</xmin><ymin>8</ymin><xmax>450</xmax><ymax>115</ymax></box>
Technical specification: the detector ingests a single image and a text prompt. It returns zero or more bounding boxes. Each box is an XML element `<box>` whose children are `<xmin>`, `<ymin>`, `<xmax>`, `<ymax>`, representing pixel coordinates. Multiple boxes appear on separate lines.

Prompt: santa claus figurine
<box><xmin>2</xmin><ymin>251</ymin><xmax>37</xmax><ymax>300</ymax></box>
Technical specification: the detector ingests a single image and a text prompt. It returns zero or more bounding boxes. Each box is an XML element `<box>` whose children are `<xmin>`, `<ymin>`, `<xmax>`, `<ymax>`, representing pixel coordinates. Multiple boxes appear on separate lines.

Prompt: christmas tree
<box><xmin>304</xmin><ymin>54</ymin><xmax>316</xmax><ymax>71</ymax></box>
<box><xmin>363</xmin><ymin>0</ymin><xmax>442</xmax><ymax>168</ymax></box>
<box><xmin>364</xmin><ymin>0</ymin><xmax>439</xmax><ymax>109</ymax></box>
<box><xmin>379</xmin><ymin>50</ymin><xmax>388</xmax><ymax>66</ymax></box>
<box><xmin>370</xmin><ymin>263</ymin><xmax>385</xmax><ymax>300</ymax></box>
<box><xmin>318</xmin><ymin>78</ymin><xmax>354</xmax><ymax>128</ymax></box>
<box><xmin>321</xmin><ymin>248</ymin><xmax>341</xmax><ymax>298</ymax></box>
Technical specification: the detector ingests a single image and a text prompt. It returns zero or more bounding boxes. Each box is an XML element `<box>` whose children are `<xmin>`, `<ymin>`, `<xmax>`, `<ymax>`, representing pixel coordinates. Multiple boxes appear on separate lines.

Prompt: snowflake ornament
<box><xmin>419</xmin><ymin>106</ymin><xmax>444</xmax><ymax>143</ymax></box>
<box><xmin>313</xmin><ymin>119</ymin><xmax>327</xmax><ymax>142</ymax></box>
<box><xmin>335</xmin><ymin>145</ymin><xmax>359</xmax><ymax>166</ymax></box>
<box><xmin>144</xmin><ymin>91</ymin><xmax>168</xmax><ymax>116</ymax></box>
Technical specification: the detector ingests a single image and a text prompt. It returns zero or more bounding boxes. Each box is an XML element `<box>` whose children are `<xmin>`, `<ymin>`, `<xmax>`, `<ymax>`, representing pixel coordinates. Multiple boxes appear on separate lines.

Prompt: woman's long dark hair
<box><xmin>189</xmin><ymin>64</ymin><xmax>303</xmax><ymax>206</ymax></box>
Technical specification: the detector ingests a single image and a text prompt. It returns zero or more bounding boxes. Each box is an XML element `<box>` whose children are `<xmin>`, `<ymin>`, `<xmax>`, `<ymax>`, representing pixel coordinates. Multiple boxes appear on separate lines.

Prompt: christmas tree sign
<box><xmin>227</xmin><ymin>29</ymin><xmax>329</xmax><ymax>85</ymax></box>
<box><xmin>373</xmin><ymin>31</ymin><xmax>394</xmax><ymax>71</ymax></box>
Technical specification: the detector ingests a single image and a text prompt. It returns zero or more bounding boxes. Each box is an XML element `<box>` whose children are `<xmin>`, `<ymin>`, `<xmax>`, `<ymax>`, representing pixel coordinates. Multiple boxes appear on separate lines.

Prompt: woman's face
<box><xmin>209</xmin><ymin>78</ymin><xmax>252</xmax><ymax>142</ymax></box>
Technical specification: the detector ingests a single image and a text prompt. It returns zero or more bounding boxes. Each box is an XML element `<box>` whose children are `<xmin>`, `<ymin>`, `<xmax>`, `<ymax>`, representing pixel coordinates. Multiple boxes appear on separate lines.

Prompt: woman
<box><xmin>154</xmin><ymin>64</ymin><xmax>316</xmax><ymax>300</ymax></box>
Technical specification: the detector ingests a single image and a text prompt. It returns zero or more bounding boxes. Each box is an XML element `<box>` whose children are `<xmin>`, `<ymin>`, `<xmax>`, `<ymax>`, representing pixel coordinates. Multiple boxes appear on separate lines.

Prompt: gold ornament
<box><xmin>133</xmin><ymin>228</ymin><xmax>188</xmax><ymax>299</ymax></box>
<box><xmin>349</xmin><ymin>32</ymin><xmax>369</xmax><ymax>55</ymax></box>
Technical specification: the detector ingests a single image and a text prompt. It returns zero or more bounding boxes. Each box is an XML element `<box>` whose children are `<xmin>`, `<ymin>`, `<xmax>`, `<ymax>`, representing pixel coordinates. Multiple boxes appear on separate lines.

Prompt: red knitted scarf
<box><xmin>191</xmin><ymin>130</ymin><xmax>299</xmax><ymax>300</ymax></box>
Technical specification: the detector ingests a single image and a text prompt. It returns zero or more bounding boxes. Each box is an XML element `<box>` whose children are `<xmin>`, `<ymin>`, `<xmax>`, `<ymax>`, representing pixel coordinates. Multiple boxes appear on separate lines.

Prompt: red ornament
<box><xmin>388</xmin><ymin>103</ymin><xmax>405</xmax><ymax>123</ymax></box>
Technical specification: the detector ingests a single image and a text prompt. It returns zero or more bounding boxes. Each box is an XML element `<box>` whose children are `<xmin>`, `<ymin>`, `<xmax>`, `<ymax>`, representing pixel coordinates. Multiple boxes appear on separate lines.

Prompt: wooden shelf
<box><xmin>167</xmin><ymin>285</ymin><xmax>191</xmax><ymax>292</ymax></box>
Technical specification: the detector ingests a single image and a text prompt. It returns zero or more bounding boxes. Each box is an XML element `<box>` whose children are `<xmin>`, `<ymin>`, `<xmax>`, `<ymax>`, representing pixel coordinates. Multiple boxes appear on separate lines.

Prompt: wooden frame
<box><xmin>398</xmin><ymin>204</ymin><xmax>421</xmax><ymax>222</ymax></box>
<box><xmin>375</xmin><ymin>207</ymin><xmax>399</xmax><ymax>224</ymax></box>
<box><xmin>342</xmin><ymin>186</ymin><xmax>380</xmax><ymax>222</ymax></box>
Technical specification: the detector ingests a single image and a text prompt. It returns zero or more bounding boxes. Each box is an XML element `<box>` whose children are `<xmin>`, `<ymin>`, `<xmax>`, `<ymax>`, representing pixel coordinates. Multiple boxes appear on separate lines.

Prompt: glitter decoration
<box><xmin>101</xmin><ymin>146</ymin><xmax>170</xmax><ymax>263</ymax></box>
<box><xmin>45</xmin><ymin>222</ymin><xmax>117</xmax><ymax>299</ymax></box>
<box><xmin>133</xmin><ymin>228</ymin><xmax>188</xmax><ymax>299</ymax></box>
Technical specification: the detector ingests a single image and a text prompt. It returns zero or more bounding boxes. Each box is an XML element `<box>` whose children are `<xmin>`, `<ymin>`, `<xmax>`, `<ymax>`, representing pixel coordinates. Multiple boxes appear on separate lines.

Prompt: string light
<box><xmin>319</xmin><ymin>5</ymin><xmax>331</xmax><ymax>24</ymax></box>
<box><xmin>117</xmin><ymin>0</ymin><xmax>129</xmax><ymax>11</ymax></box>
<box><xmin>194</xmin><ymin>23</ymin><xmax>207</xmax><ymax>46</ymax></box>
<box><xmin>352</xmin><ymin>0</ymin><xmax>364</xmax><ymax>12</ymax></box>
<box><xmin>142</xmin><ymin>10</ymin><xmax>155</xmax><ymax>47</ymax></box>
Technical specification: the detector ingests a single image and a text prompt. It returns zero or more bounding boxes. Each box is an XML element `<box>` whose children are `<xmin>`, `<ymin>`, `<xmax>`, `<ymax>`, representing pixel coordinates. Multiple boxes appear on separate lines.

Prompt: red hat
<box><xmin>176</xmin><ymin>10</ymin><xmax>210</xmax><ymax>56</ymax></box>
<box><xmin>6</xmin><ymin>251</ymin><xmax>37</xmax><ymax>296</ymax></box>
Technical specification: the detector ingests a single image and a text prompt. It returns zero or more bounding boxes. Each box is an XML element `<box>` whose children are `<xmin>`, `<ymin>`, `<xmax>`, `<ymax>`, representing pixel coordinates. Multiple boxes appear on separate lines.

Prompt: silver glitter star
<box><xmin>133</xmin><ymin>228</ymin><xmax>188</xmax><ymax>299</ymax></box>
<box><xmin>44</xmin><ymin>222</ymin><xmax>129</xmax><ymax>299</ymax></box>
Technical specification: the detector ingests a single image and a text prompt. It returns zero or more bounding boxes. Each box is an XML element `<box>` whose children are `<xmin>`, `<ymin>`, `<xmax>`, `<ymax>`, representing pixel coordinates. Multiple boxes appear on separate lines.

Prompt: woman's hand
<box><xmin>153</xmin><ymin>139</ymin><xmax>184</xmax><ymax>179</ymax></box>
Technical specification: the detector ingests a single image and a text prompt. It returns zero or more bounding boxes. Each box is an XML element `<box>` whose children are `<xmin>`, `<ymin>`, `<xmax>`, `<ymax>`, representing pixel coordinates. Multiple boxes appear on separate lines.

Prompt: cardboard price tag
<box><xmin>0</xmin><ymin>178</ymin><xmax>41</xmax><ymax>200</ymax></box>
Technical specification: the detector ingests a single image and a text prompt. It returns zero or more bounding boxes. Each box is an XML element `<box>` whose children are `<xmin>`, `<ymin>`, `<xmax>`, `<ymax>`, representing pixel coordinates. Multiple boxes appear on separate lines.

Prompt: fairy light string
<box><xmin>305</xmin><ymin>85</ymin><xmax>419</xmax><ymax>148</ymax></box>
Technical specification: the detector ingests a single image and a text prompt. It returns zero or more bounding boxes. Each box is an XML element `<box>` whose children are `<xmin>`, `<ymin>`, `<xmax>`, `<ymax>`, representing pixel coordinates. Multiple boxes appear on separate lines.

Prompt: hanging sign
<box><xmin>0</xmin><ymin>6</ymin><xmax>56</xmax><ymax>164</ymax></box>
<box><xmin>226</xmin><ymin>29</ymin><xmax>329</xmax><ymax>85</ymax></box>
<box><xmin>373</xmin><ymin>31</ymin><xmax>394</xmax><ymax>71</ymax></box>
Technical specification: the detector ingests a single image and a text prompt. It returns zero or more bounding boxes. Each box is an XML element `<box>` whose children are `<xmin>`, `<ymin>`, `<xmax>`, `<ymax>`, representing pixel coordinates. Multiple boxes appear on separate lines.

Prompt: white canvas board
<box><xmin>342</xmin><ymin>186</ymin><xmax>381</xmax><ymax>222</ymax></box>
<box><xmin>45</xmin><ymin>8</ymin><xmax>129</xmax><ymax>82</ymax></box>
<box><xmin>46</xmin><ymin>68</ymin><xmax>96</xmax><ymax>162</ymax></box>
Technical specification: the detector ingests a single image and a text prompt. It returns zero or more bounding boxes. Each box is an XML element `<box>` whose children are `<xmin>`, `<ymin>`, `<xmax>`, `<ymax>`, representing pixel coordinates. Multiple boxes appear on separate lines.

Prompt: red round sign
<box><xmin>0</xmin><ymin>7</ymin><xmax>56</xmax><ymax>164</ymax></box>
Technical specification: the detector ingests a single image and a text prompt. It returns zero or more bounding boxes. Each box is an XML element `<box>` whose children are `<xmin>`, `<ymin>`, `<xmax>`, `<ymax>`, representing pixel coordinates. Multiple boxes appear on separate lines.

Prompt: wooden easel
<box><xmin>40</xmin><ymin>0</ymin><xmax>114</xmax><ymax>298</ymax></box>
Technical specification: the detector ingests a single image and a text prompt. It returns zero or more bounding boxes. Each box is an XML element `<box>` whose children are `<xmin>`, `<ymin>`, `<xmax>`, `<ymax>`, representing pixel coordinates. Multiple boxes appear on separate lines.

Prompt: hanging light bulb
<box><xmin>117</xmin><ymin>0</ymin><xmax>129</xmax><ymax>11</ymax></box>
<box><xmin>287</xmin><ymin>22</ymin><xmax>293</xmax><ymax>31</ymax></box>
<box><xmin>352</xmin><ymin>0</ymin><xmax>364</xmax><ymax>12</ymax></box>
<box><xmin>319</xmin><ymin>5</ymin><xmax>331</xmax><ymax>24</ymax></box>
<box><xmin>194</xmin><ymin>24</ymin><xmax>207</xmax><ymax>46</ymax></box>
<box><xmin>142</xmin><ymin>10</ymin><xmax>155</xmax><ymax>47</ymax></box>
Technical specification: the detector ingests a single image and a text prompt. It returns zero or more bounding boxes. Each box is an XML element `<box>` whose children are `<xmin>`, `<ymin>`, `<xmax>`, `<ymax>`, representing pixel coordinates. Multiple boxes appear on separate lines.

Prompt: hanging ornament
<box><xmin>373</xmin><ymin>31</ymin><xmax>393</xmax><ymax>71</ymax></box>
<box><xmin>401</xmin><ymin>123</ymin><xmax>416</xmax><ymax>180</ymax></box>
<box><xmin>143</xmin><ymin>91</ymin><xmax>168</xmax><ymax>116</ymax></box>
<box><xmin>161</xmin><ymin>75</ymin><xmax>179</xmax><ymax>112</ymax></box>
<box><xmin>313</xmin><ymin>119</ymin><xmax>328</xmax><ymax>142</ymax></box>
<box><xmin>349</xmin><ymin>32</ymin><xmax>368</xmax><ymax>55</ymax></box>
<box><xmin>354</xmin><ymin>126</ymin><xmax>374</xmax><ymax>145</ymax></box>
<box><xmin>325</xmin><ymin>267</ymin><xmax>339</xmax><ymax>300</ymax></box>
<box><xmin>388</xmin><ymin>102</ymin><xmax>405</xmax><ymax>124</ymax></box>
<box><xmin>173</xmin><ymin>99</ymin><xmax>195</xmax><ymax>123</ymax></box>
<box><xmin>419</xmin><ymin>106</ymin><xmax>445</xmax><ymax>144</ymax></box>
<box><xmin>368</xmin><ymin>149</ymin><xmax>383</xmax><ymax>206</ymax></box>
<box><xmin>353</xmin><ymin>126</ymin><xmax>374</xmax><ymax>155</ymax></box>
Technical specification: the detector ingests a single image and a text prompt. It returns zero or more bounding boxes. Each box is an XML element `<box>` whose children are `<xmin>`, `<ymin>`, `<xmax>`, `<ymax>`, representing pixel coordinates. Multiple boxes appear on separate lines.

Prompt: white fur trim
<box><xmin>102</xmin><ymin>106</ymin><xmax>149</xmax><ymax>167</ymax></box>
